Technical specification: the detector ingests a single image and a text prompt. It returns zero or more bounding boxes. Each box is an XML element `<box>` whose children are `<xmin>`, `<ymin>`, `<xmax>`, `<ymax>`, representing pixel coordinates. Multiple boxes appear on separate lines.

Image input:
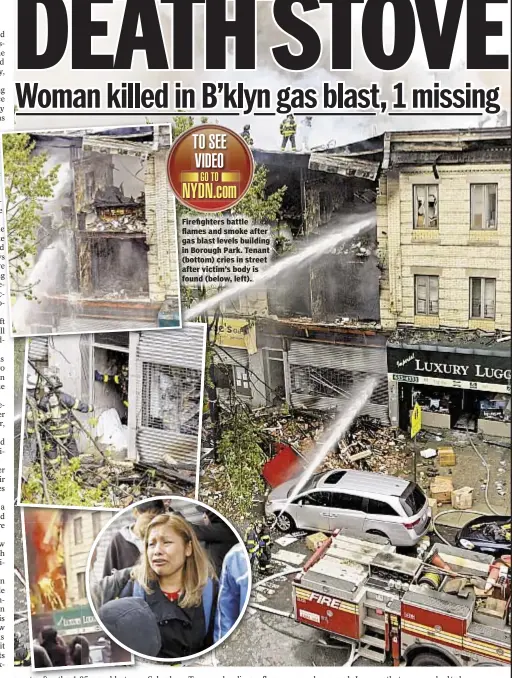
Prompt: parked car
<box><xmin>265</xmin><ymin>469</ymin><xmax>430</xmax><ymax>547</ymax></box>
<box><xmin>456</xmin><ymin>515</ymin><xmax>511</xmax><ymax>557</ymax></box>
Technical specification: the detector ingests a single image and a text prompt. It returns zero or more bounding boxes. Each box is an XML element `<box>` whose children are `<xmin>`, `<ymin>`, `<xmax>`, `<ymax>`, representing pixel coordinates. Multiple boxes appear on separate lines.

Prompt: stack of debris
<box><xmin>318</xmin><ymin>415</ymin><xmax>410</xmax><ymax>476</ymax></box>
<box><xmin>86</xmin><ymin>214</ymin><xmax>146</xmax><ymax>233</ymax></box>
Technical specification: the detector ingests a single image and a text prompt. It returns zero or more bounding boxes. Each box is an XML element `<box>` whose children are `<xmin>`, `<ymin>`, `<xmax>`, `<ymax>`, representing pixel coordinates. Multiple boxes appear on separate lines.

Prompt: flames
<box><xmin>24</xmin><ymin>508</ymin><xmax>67</xmax><ymax>614</ymax></box>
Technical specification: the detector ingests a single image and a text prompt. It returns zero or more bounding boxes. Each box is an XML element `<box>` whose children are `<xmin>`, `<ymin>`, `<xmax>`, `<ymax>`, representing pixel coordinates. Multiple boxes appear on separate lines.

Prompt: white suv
<box><xmin>265</xmin><ymin>469</ymin><xmax>430</xmax><ymax>547</ymax></box>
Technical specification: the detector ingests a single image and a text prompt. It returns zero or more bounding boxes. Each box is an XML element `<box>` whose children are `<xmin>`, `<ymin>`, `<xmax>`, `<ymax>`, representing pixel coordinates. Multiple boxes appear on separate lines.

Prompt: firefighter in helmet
<box><xmin>244</xmin><ymin>521</ymin><xmax>272</xmax><ymax>573</ymax></box>
<box><xmin>95</xmin><ymin>364</ymin><xmax>129</xmax><ymax>408</ymax></box>
<box><xmin>36</xmin><ymin>374</ymin><xmax>93</xmax><ymax>465</ymax></box>
<box><xmin>14</xmin><ymin>632</ymin><xmax>31</xmax><ymax>667</ymax></box>
<box><xmin>280</xmin><ymin>114</ymin><xmax>297</xmax><ymax>151</ymax></box>
<box><xmin>241</xmin><ymin>124</ymin><xmax>254</xmax><ymax>146</ymax></box>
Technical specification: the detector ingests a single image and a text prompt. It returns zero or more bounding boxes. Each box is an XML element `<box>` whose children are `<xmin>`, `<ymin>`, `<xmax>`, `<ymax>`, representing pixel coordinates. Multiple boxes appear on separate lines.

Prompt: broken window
<box><xmin>415</xmin><ymin>275</ymin><xmax>439</xmax><ymax>315</ymax></box>
<box><xmin>413</xmin><ymin>185</ymin><xmax>438</xmax><ymax>229</ymax></box>
<box><xmin>141</xmin><ymin>363</ymin><xmax>201</xmax><ymax>435</ymax></box>
<box><xmin>471</xmin><ymin>184</ymin><xmax>497</xmax><ymax>230</ymax></box>
<box><xmin>470</xmin><ymin>277</ymin><xmax>496</xmax><ymax>319</ymax></box>
<box><xmin>264</xmin><ymin>348</ymin><xmax>285</xmax><ymax>405</ymax></box>
<box><xmin>73</xmin><ymin>517</ymin><xmax>83</xmax><ymax>545</ymax></box>
<box><xmin>233</xmin><ymin>365</ymin><xmax>251</xmax><ymax>397</ymax></box>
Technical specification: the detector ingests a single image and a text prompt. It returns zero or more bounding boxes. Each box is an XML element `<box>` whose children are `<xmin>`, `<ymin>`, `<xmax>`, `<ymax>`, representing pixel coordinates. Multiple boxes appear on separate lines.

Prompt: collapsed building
<box><xmin>12</xmin><ymin>126</ymin><xmax>180</xmax><ymax>335</ymax></box>
<box><xmin>208</xmin><ymin>127</ymin><xmax>511</xmax><ymax>436</ymax></box>
<box><xmin>27</xmin><ymin>323</ymin><xmax>205</xmax><ymax>481</ymax></box>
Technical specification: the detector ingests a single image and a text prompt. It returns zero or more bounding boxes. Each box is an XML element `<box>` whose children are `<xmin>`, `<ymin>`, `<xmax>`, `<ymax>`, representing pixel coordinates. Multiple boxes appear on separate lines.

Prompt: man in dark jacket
<box><xmin>102</xmin><ymin>500</ymin><xmax>166</xmax><ymax>576</ymax></box>
<box><xmin>192</xmin><ymin>510</ymin><xmax>238</xmax><ymax>576</ymax></box>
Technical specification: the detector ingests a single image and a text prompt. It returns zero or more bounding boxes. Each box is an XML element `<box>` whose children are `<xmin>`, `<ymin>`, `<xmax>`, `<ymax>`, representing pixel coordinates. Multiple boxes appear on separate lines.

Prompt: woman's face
<box><xmin>147</xmin><ymin>525</ymin><xmax>192</xmax><ymax>579</ymax></box>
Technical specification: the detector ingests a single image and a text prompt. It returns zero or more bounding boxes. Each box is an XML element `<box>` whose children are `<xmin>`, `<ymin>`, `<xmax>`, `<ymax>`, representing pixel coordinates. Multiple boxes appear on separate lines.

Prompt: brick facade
<box><xmin>378</xmin><ymin>162</ymin><xmax>511</xmax><ymax>332</ymax></box>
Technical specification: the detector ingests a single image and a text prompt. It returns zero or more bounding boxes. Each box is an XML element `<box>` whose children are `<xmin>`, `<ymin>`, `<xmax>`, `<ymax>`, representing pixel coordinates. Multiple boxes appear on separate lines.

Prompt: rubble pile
<box><xmin>86</xmin><ymin>214</ymin><xmax>146</xmax><ymax>233</ymax></box>
<box><xmin>318</xmin><ymin>415</ymin><xmax>410</xmax><ymax>477</ymax></box>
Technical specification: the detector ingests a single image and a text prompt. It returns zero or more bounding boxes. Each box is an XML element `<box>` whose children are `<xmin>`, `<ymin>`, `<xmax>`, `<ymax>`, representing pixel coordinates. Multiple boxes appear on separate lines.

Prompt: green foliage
<box><xmin>3</xmin><ymin>133</ymin><xmax>60</xmax><ymax>298</ymax></box>
<box><xmin>217</xmin><ymin>407</ymin><xmax>266</xmax><ymax>515</ymax></box>
<box><xmin>232</xmin><ymin>164</ymin><xmax>287</xmax><ymax>223</ymax></box>
<box><xmin>22</xmin><ymin>456</ymin><xmax>113</xmax><ymax>507</ymax></box>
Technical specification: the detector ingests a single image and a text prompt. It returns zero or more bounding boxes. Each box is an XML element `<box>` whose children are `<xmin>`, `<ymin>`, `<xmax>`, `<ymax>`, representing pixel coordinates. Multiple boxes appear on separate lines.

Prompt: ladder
<box><xmin>357</xmin><ymin>595</ymin><xmax>388</xmax><ymax>663</ymax></box>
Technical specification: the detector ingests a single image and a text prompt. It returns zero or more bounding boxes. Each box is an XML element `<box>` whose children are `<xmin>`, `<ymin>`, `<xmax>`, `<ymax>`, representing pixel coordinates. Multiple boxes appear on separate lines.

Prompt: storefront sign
<box><xmin>210</xmin><ymin>317</ymin><xmax>257</xmax><ymax>355</ymax></box>
<box><xmin>52</xmin><ymin>605</ymin><xmax>99</xmax><ymax>634</ymax></box>
<box><xmin>388</xmin><ymin>347</ymin><xmax>511</xmax><ymax>393</ymax></box>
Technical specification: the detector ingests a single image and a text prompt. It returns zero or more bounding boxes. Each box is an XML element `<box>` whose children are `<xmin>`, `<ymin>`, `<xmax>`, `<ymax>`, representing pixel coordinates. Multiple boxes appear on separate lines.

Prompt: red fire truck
<box><xmin>292</xmin><ymin>532</ymin><xmax>510</xmax><ymax>667</ymax></box>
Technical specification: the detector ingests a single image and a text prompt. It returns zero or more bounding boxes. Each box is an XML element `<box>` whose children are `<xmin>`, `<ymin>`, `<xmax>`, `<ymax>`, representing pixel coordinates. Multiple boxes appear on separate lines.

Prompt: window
<box><xmin>471</xmin><ymin>184</ymin><xmax>497</xmax><ymax>230</ymax></box>
<box><xmin>400</xmin><ymin>484</ymin><xmax>426</xmax><ymax>517</ymax></box>
<box><xmin>330</xmin><ymin>493</ymin><xmax>365</xmax><ymax>512</ymax></box>
<box><xmin>233</xmin><ymin>365</ymin><xmax>251</xmax><ymax>397</ymax></box>
<box><xmin>415</xmin><ymin>275</ymin><xmax>439</xmax><ymax>315</ymax></box>
<box><xmin>414</xmin><ymin>185</ymin><xmax>438</xmax><ymax>229</ymax></box>
<box><xmin>367</xmin><ymin>498</ymin><xmax>399</xmax><ymax>516</ymax></box>
<box><xmin>77</xmin><ymin>572</ymin><xmax>87</xmax><ymax>599</ymax></box>
<box><xmin>300</xmin><ymin>491</ymin><xmax>331</xmax><ymax>507</ymax></box>
<box><xmin>74</xmin><ymin>517</ymin><xmax>83</xmax><ymax>545</ymax></box>
<box><xmin>92</xmin><ymin>512</ymin><xmax>103</xmax><ymax>538</ymax></box>
<box><xmin>324</xmin><ymin>471</ymin><xmax>347</xmax><ymax>485</ymax></box>
<box><xmin>470</xmin><ymin>278</ymin><xmax>496</xmax><ymax>319</ymax></box>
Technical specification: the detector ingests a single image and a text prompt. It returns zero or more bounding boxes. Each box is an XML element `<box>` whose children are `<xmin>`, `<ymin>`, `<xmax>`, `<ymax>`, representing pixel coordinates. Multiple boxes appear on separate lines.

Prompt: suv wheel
<box><xmin>275</xmin><ymin>512</ymin><xmax>295</xmax><ymax>533</ymax></box>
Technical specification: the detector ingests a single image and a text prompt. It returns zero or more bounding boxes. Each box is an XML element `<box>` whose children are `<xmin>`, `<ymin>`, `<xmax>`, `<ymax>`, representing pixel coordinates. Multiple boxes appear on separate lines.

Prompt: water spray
<box><xmin>185</xmin><ymin>215</ymin><xmax>375</xmax><ymax>320</ymax></box>
<box><xmin>280</xmin><ymin>376</ymin><xmax>378</xmax><ymax>515</ymax></box>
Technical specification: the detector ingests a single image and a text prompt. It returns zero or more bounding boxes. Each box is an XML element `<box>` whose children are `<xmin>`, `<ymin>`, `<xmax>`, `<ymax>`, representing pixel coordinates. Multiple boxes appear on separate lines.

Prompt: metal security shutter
<box><xmin>135</xmin><ymin>323</ymin><xmax>205</xmax><ymax>467</ymax></box>
<box><xmin>289</xmin><ymin>342</ymin><xmax>387</xmax><ymax>373</ymax></box>
<box><xmin>288</xmin><ymin>340</ymin><xmax>389</xmax><ymax>423</ymax></box>
<box><xmin>28</xmin><ymin>337</ymin><xmax>48</xmax><ymax>362</ymax></box>
<box><xmin>214</xmin><ymin>347</ymin><xmax>249</xmax><ymax>368</ymax></box>
<box><xmin>137</xmin><ymin>324</ymin><xmax>205</xmax><ymax>368</ymax></box>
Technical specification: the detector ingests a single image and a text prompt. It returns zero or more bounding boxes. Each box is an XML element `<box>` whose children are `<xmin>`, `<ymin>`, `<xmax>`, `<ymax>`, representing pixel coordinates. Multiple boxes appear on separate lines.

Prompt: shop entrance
<box><xmin>398</xmin><ymin>382</ymin><xmax>510</xmax><ymax>433</ymax></box>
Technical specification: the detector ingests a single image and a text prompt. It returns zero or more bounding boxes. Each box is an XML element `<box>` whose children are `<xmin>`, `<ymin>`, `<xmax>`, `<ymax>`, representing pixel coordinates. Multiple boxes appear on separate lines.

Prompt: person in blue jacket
<box><xmin>213</xmin><ymin>543</ymin><xmax>250</xmax><ymax>643</ymax></box>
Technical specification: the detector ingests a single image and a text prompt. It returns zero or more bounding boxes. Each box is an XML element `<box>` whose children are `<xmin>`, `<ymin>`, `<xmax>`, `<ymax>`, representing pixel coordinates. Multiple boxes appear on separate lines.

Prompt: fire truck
<box><xmin>292</xmin><ymin>532</ymin><xmax>510</xmax><ymax>667</ymax></box>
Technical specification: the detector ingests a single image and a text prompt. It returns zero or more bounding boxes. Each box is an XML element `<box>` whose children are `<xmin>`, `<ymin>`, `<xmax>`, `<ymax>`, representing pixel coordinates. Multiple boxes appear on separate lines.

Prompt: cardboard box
<box><xmin>430</xmin><ymin>476</ymin><xmax>454</xmax><ymax>504</ymax></box>
<box><xmin>305</xmin><ymin>532</ymin><xmax>328</xmax><ymax>551</ymax></box>
<box><xmin>451</xmin><ymin>486</ymin><xmax>473</xmax><ymax>510</ymax></box>
<box><xmin>438</xmin><ymin>446</ymin><xmax>456</xmax><ymax>466</ymax></box>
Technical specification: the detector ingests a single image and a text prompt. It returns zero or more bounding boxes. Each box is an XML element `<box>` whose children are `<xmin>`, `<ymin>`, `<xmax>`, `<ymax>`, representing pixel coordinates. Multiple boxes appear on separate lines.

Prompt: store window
<box><xmin>415</xmin><ymin>275</ymin><xmax>439</xmax><ymax>315</ymax></box>
<box><xmin>470</xmin><ymin>278</ymin><xmax>496</xmax><ymax>319</ymax></box>
<box><xmin>233</xmin><ymin>365</ymin><xmax>251</xmax><ymax>397</ymax></box>
<box><xmin>471</xmin><ymin>184</ymin><xmax>497</xmax><ymax>230</ymax></box>
<box><xmin>77</xmin><ymin>572</ymin><xmax>87</xmax><ymax>599</ymax></box>
<box><xmin>413</xmin><ymin>185</ymin><xmax>438</xmax><ymax>229</ymax></box>
<box><xmin>74</xmin><ymin>517</ymin><xmax>83</xmax><ymax>545</ymax></box>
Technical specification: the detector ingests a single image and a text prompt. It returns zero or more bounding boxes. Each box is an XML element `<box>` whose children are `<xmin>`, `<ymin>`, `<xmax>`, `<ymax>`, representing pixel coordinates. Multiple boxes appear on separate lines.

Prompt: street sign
<box><xmin>411</xmin><ymin>403</ymin><xmax>422</xmax><ymax>439</ymax></box>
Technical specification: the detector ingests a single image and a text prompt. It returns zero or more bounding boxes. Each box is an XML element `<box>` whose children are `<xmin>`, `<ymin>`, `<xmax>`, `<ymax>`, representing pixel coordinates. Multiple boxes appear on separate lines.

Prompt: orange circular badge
<box><xmin>168</xmin><ymin>124</ymin><xmax>254</xmax><ymax>213</ymax></box>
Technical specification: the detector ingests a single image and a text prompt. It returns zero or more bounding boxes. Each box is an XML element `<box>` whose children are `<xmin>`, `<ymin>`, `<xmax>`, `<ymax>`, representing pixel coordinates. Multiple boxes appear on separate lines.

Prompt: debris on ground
<box><xmin>420</xmin><ymin>448</ymin><xmax>437</xmax><ymax>459</ymax></box>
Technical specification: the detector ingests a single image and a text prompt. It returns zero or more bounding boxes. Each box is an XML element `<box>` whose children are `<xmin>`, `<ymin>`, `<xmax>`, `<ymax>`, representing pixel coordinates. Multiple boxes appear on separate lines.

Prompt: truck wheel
<box><xmin>410</xmin><ymin>653</ymin><xmax>452</xmax><ymax>667</ymax></box>
<box><xmin>275</xmin><ymin>512</ymin><xmax>295</xmax><ymax>533</ymax></box>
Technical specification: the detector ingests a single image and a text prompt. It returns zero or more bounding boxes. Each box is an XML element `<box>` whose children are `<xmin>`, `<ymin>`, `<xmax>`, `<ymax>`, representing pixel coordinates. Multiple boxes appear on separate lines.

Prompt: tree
<box><xmin>3</xmin><ymin>133</ymin><xmax>60</xmax><ymax>298</ymax></box>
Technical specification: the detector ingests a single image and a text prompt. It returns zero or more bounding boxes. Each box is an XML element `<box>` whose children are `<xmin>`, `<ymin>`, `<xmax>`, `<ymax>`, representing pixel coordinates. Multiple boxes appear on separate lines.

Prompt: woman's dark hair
<box><xmin>41</xmin><ymin>627</ymin><xmax>57</xmax><ymax>644</ymax></box>
<box><xmin>137</xmin><ymin>500</ymin><xmax>165</xmax><ymax>514</ymax></box>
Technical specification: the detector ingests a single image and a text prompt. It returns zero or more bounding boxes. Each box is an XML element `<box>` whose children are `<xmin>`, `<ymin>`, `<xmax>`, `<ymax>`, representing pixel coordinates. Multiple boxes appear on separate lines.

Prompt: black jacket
<box><xmin>93</xmin><ymin>569</ymin><xmax>217</xmax><ymax>660</ymax></box>
<box><xmin>192</xmin><ymin>517</ymin><xmax>238</xmax><ymax>575</ymax></box>
<box><xmin>102</xmin><ymin>530</ymin><xmax>141</xmax><ymax>577</ymax></box>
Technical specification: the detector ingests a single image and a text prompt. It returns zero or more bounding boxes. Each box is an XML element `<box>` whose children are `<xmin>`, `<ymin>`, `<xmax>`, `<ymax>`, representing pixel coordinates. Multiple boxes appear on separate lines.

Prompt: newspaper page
<box><xmin>0</xmin><ymin>2</ymin><xmax>511</xmax><ymax>678</ymax></box>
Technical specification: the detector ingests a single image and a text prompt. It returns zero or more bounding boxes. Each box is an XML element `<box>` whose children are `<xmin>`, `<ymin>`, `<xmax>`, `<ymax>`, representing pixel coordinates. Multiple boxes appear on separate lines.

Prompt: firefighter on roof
<box><xmin>95</xmin><ymin>364</ymin><xmax>129</xmax><ymax>409</ymax></box>
<box><xmin>280</xmin><ymin>114</ymin><xmax>297</xmax><ymax>151</ymax></box>
<box><xmin>28</xmin><ymin>374</ymin><xmax>93</xmax><ymax>465</ymax></box>
<box><xmin>241</xmin><ymin>124</ymin><xmax>254</xmax><ymax>146</ymax></box>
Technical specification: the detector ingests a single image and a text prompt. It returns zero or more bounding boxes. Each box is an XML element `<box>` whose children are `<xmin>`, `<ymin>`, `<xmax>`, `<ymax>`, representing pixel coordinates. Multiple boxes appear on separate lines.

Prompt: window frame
<box><xmin>470</xmin><ymin>183</ymin><xmax>498</xmax><ymax>231</ymax></box>
<box><xmin>73</xmin><ymin>517</ymin><xmax>83</xmax><ymax>545</ymax></box>
<box><xmin>233</xmin><ymin>365</ymin><xmax>251</xmax><ymax>397</ymax></box>
<box><xmin>77</xmin><ymin>571</ymin><xmax>87</xmax><ymax>600</ymax></box>
<box><xmin>413</xmin><ymin>184</ymin><xmax>439</xmax><ymax>230</ymax></box>
<box><xmin>470</xmin><ymin>277</ymin><xmax>496</xmax><ymax>320</ymax></box>
<box><xmin>415</xmin><ymin>275</ymin><xmax>439</xmax><ymax>316</ymax></box>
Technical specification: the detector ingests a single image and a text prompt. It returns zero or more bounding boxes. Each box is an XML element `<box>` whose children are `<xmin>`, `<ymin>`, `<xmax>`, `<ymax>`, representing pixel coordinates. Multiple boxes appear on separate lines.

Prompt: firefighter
<box><xmin>14</xmin><ymin>632</ymin><xmax>31</xmax><ymax>667</ymax></box>
<box><xmin>95</xmin><ymin>364</ymin><xmax>129</xmax><ymax>409</ymax></box>
<box><xmin>280</xmin><ymin>114</ymin><xmax>297</xmax><ymax>151</ymax></box>
<box><xmin>37</xmin><ymin>375</ymin><xmax>93</xmax><ymax>465</ymax></box>
<box><xmin>244</xmin><ymin>522</ymin><xmax>272</xmax><ymax>573</ymax></box>
<box><xmin>241</xmin><ymin>124</ymin><xmax>254</xmax><ymax>146</ymax></box>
